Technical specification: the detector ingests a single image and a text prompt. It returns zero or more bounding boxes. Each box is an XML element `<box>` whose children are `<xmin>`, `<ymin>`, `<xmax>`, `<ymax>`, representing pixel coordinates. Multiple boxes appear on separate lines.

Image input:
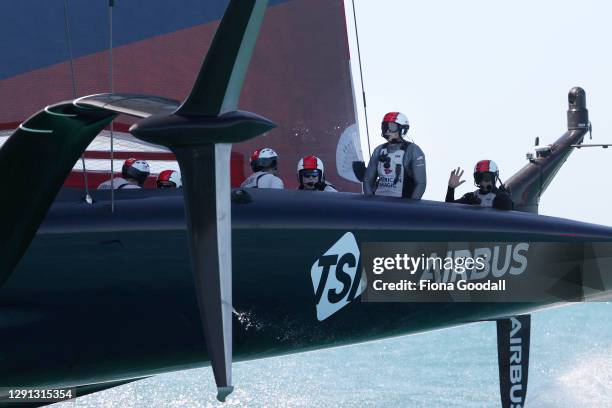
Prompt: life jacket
<box><xmin>473</xmin><ymin>189</ymin><xmax>497</xmax><ymax>207</ymax></box>
<box><xmin>240</xmin><ymin>171</ymin><xmax>284</xmax><ymax>189</ymax></box>
<box><xmin>375</xmin><ymin>141</ymin><xmax>414</xmax><ymax>198</ymax></box>
<box><xmin>97</xmin><ymin>177</ymin><xmax>141</xmax><ymax>190</ymax></box>
<box><xmin>299</xmin><ymin>182</ymin><xmax>337</xmax><ymax>192</ymax></box>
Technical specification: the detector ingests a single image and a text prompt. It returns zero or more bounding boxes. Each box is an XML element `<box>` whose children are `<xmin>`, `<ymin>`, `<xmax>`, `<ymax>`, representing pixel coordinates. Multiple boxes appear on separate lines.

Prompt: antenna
<box><xmin>570</xmin><ymin>122</ymin><xmax>611</xmax><ymax>148</ymax></box>
<box><xmin>571</xmin><ymin>143</ymin><xmax>610</xmax><ymax>149</ymax></box>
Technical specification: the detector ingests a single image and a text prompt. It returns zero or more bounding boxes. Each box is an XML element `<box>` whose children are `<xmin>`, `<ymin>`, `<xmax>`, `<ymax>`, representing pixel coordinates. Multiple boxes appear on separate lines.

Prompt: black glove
<box><xmin>352</xmin><ymin>161</ymin><xmax>366</xmax><ymax>182</ymax></box>
<box><xmin>462</xmin><ymin>192</ymin><xmax>481</xmax><ymax>205</ymax></box>
<box><xmin>493</xmin><ymin>192</ymin><xmax>513</xmax><ymax>211</ymax></box>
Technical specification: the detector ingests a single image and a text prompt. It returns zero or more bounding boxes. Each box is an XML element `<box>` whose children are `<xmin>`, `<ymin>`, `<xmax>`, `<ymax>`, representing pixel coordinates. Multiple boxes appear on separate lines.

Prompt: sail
<box><xmin>0</xmin><ymin>0</ymin><xmax>360</xmax><ymax>191</ymax></box>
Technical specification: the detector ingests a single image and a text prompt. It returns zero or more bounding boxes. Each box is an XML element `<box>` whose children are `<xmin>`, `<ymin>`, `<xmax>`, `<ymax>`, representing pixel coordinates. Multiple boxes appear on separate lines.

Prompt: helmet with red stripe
<box><xmin>297</xmin><ymin>155</ymin><xmax>325</xmax><ymax>189</ymax></box>
<box><xmin>122</xmin><ymin>158</ymin><xmax>150</xmax><ymax>186</ymax></box>
<box><xmin>156</xmin><ymin>170</ymin><xmax>182</xmax><ymax>188</ymax></box>
<box><xmin>381</xmin><ymin>112</ymin><xmax>409</xmax><ymax>137</ymax></box>
<box><xmin>473</xmin><ymin>160</ymin><xmax>499</xmax><ymax>186</ymax></box>
<box><xmin>250</xmin><ymin>147</ymin><xmax>278</xmax><ymax>172</ymax></box>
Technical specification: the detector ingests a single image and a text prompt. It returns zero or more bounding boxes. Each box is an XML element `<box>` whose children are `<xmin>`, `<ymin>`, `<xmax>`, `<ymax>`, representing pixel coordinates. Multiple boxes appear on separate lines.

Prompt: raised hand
<box><xmin>448</xmin><ymin>167</ymin><xmax>465</xmax><ymax>188</ymax></box>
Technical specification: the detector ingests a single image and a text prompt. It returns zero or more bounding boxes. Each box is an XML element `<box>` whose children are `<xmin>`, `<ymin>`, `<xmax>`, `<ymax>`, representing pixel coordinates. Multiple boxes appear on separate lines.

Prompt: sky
<box><xmin>346</xmin><ymin>0</ymin><xmax>612</xmax><ymax>226</ymax></box>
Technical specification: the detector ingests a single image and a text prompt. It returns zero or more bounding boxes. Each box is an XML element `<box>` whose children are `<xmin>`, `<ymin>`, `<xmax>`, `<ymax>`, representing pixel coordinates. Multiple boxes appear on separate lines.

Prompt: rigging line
<box><xmin>63</xmin><ymin>0</ymin><xmax>92</xmax><ymax>204</ymax></box>
<box><xmin>109</xmin><ymin>0</ymin><xmax>115</xmax><ymax>212</ymax></box>
<box><xmin>62</xmin><ymin>0</ymin><xmax>77</xmax><ymax>98</ymax></box>
<box><xmin>351</xmin><ymin>0</ymin><xmax>371</xmax><ymax>157</ymax></box>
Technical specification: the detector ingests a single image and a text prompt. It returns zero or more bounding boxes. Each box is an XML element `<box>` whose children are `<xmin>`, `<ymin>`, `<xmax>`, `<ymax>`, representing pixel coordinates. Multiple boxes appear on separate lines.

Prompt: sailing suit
<box><xmin>240</xmin><ymin>171</ymin><xmax>284</xmax><ymax>189</ymax></box>
<box><xmin>320</xmin><ymin>183</ymin><xmax>338</xmax><ymax>192</ymax></box>
<box><xmin>97</xmin><ymin>177</ymin><xmax>141</xmax><ymax>190</ymax></box>
<box><xmin>298</xmin><ymin>182</ymin><xmax>338</xmax><ymax>192</ymax></box>
<box><xmin>363</xmin><ymin>140</ymin><xmax>426</xmax><ymax>199</ymax></box>
<box><xmin>446</xmin><ymin>186</ymin><xmax>513</xmax><ymax>210</ymax></box>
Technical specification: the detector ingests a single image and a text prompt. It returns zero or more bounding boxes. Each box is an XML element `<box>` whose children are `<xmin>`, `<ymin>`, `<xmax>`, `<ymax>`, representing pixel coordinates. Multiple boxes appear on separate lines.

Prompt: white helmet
<box><xmin>473</xmin><ymin>160</ymin><xmax>500</xmax><ymax>189</ymax></box>
<box><xmin>250</xmin><ymin>147</ymin><xmax>278</xmax><ymax>172</ymax></box>
<box><xmin>297</xmin><ymin>155</ymin><xmax>325</xmax><ymax>189</ymax></box>
<box><xmin>381</xmin><ymin>112</ymin><xmax>410</xmax><ymax>136</ymax></box>
<box><xmin>474</xmin><ymin>160</ymin><xmax>499</xmax><ymax>178</ymax></box>
<box><xmin>156</xmin><ymin>170</ymin><xmax>182</xmax><ymax>188</ymax></box>
<box><xmin>122</xmin><ymin>158</ymin><xmax>150</xmax><ymax>186</ymax></box>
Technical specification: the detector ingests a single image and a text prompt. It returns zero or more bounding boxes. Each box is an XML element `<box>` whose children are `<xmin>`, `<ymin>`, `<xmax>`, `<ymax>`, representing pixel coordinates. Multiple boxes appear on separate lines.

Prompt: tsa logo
<box><xmin>311</xmin><ymin>232</ymin><xmax>365</xmax><ymax>321</ymax></box>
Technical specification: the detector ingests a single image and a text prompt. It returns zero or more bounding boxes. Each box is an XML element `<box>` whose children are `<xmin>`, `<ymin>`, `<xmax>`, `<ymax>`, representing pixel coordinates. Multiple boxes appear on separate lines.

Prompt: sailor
<box><xmin>297</xmin><ymin>155</ymin><xmax>337</xmax><ymax>192</ymax></box>
<box><xmin>97</xmin><ymin>158</ymin><xmax>150</xmax><ymax>190</ymax></box>
<box><xmin>240</xmin><ymin>147</ymin><xmax>284</xmax><ymax>189</ymax></box>
<box><xmin>363</xmin><ymin>112</ymin><xmax>426</xmax><ymax>199</ymax></box>
<box><xmin>446</xmin><ymin>160</ymin><xmax>513</xmax><ymax>210</ymax></box>
<box><xmin>156</xmin><ymin>170</ymin><xmax>182</xmax><ymax>188</ymax></box>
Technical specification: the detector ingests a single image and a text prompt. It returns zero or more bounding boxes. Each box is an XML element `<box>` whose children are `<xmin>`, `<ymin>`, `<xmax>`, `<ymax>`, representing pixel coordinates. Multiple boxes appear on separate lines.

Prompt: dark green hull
<box><xmin>2</xmin><ymin>188</ymin><xmax>610</xmax><ymax>388</ymax></box>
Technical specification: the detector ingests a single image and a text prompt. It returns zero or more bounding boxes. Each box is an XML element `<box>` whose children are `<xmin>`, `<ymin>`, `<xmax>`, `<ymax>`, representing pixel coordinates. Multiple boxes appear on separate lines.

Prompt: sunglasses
<box><xmin>474</xmin><ymin>172</ymin><xmax>494</xmax><ymax>183</ymax></box>
<box><xmin>302</xmin><ymin>171</ymin><xmax>320</xmax><ymax>178</ymax></box>
<box><xmin>381</xmin><ymin>122</ymin><xmax>400</xmax><ymax>133</ymax></box>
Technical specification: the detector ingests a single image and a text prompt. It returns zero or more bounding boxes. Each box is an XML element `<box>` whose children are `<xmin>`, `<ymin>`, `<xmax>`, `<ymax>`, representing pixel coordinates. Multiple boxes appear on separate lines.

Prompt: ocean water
<box><xmin>58</xmin><ymin>302</ymin><xmax>612</xmax><ymax>407</ymax></box>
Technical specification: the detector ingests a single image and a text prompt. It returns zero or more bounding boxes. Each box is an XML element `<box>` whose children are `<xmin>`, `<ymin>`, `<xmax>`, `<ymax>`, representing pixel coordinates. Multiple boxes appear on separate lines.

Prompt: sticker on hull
<box><xmin>311</xmin><ymin>232</ymin><xmax>365</xmax><ymax>321</ymax></box>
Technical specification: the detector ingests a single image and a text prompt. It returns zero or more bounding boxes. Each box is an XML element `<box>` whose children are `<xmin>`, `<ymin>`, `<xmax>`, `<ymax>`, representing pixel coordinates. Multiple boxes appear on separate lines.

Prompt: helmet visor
<box><xmin>301</xmin><ymin>170</ymin><xmax>320</xmax><ymax>178</ymax></box>
<box><xmin>381</xmin><ymin>122</ymin><xmax>400</xmax><ymax>134</ymax></box>
<box><xmin>474</xmin><ymin>172</ymin><xmax>495</xmax><ymax>183</ymax></box>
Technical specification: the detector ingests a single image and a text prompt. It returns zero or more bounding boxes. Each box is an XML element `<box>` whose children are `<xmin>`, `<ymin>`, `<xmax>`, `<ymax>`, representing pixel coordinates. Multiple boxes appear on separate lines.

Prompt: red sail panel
<box><xmin>0</xmin><ymin>0</ymin><xmax>359</xmax><ymax>191</ymax></box>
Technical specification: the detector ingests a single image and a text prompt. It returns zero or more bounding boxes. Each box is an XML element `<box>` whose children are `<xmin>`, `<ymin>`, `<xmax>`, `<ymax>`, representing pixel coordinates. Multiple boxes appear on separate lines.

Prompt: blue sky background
<box><xmin>347</xmin><ymin>0</ymin><xmax>612</xmax><ymax>226</ymax></box>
